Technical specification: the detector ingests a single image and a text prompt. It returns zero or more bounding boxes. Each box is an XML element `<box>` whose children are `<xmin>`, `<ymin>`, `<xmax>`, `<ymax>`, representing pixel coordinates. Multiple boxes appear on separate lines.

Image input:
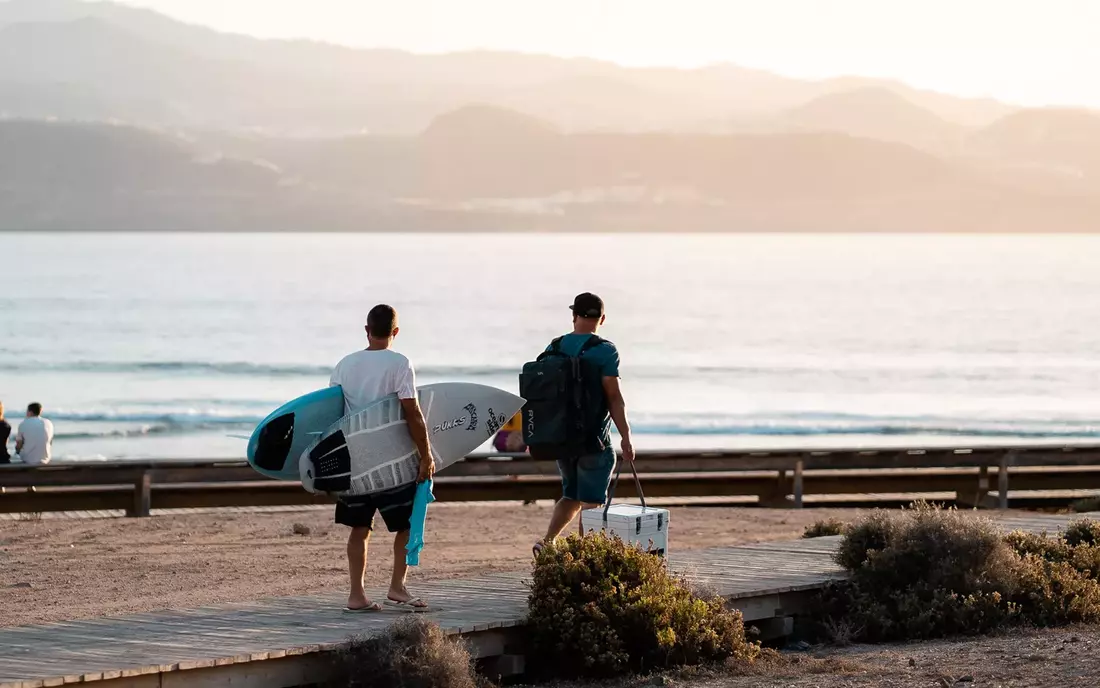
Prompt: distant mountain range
<box><xmin>0</xmin><ymin>0</ymin><xmax>1098</xmax><ymax>232</ymax></box>
<box><xmin>0</xmin><ymin>0</ymin><xmax>1015</xmax><ymax>135</ymax></box>
<box><xmin>4</xmin><ymin>106</ymin><xmax>1099</xmax><ymax>232</ymax></box>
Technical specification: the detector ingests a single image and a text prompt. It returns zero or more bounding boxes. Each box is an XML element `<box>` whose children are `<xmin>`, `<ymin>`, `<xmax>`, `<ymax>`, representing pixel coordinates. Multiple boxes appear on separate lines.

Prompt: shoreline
<box><xmin>27</xmin><ymin>435</ymin><xmax>1100</xmax><ymax>464</ymax></box>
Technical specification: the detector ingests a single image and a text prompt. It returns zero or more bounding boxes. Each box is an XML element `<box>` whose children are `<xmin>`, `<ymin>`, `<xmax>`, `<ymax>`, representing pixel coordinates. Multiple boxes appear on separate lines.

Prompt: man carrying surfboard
<box><xmin>523</xmin><ymin>292</ymin><xmax>635</xmax><ymax>556</ymax></box>
<box><xmin>330</xmin><ymin>304</ymin><xmax>435</xmax><ymax>613</ymax></box>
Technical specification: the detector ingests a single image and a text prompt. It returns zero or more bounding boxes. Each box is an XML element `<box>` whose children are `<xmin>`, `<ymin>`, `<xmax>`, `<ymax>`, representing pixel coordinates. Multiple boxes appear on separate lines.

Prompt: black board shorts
<box><xmin>335</xmin><ymin>482</ymin><xmax>417</xmax><ymax>533</ymax></box>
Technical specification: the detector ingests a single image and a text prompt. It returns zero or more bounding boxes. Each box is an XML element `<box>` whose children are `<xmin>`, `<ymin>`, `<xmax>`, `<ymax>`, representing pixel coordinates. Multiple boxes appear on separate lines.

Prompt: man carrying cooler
<box><xmin>529</xmin><ymin>293</ymin><xmax>635</xmax><ymax>556</ymax></box>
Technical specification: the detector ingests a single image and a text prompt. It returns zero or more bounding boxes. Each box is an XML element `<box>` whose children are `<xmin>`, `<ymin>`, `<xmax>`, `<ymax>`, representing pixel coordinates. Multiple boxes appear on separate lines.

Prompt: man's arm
<box><xmin>396</xmin><ymin>359</ymin><xmax>434</xmax><ymax>481</ymax></box>
<box><xmin>399</xmin><ymin>397</ymin><xmax>435</xmax><ymax>481</ymax></box>
<box><xmin>14</xmin><ymin>429</ymin><xmax>23</xmax><ymax>454</ymax></box>
<box><xmin>601</xmin><ymin>376</ymin><xmax>635</xmax><ymax>463</ymax></box>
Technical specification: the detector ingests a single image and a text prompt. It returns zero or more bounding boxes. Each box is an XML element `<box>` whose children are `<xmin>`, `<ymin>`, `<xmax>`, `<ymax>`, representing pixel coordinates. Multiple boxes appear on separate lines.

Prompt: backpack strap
<box><xmin>535</xmin><ymin>336</ymin><xmax>566</xmax><ymax>362</ymax></box>
<box><xmin>579</xmin><ymin>335</ymin><xmax>606</xmax><ymax>354</ymax></box>
<box><xmin>536</xmin><ymin>335</ymin><xmax>605</xmax><ymax>362</ymax></box>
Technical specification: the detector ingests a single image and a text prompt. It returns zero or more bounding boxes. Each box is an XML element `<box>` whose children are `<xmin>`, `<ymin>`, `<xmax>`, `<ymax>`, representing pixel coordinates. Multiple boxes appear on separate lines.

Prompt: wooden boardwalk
<box><xmin>0</xmin><ymin>512</ymin><xmax>1091</xmax><ymax>688</ymax></box>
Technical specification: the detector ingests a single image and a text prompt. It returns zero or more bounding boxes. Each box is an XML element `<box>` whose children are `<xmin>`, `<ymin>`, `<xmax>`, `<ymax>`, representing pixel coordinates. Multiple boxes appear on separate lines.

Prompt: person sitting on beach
<box><xmin>0</xmin><ymin>401</ymin><xmax>12</xmax><ymax>465</ymax></box>
<box><xmin>532</xmin><ymin>293</ymin><xmax>635</xmax><ymax>556</ymax></box>
<box><xmin>329</xmin><ymin>304</ymin><xmax>435</xmax><ymax>613</ymax></box>
<box><xmin>15</xmin><ymin>402</ymin><xmax>54</xmax><ymax>466</ymax></box>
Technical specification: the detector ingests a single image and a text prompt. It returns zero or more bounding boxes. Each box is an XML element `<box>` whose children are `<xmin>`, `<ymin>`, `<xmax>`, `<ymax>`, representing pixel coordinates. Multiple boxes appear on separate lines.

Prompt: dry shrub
<box><xmin>670</xmin><ymin>649</ymin><xmax>862</xmax><ymax>682</ymax></box>
<box><xmin>819</xmin><ymin>617</ymin><xmax>860</xmax><ymax>647</ymax></box>
<box><xmin>526</xmin><ymin>532</ymin><xmax>760</xmax><ymax>680</ymax></box>
<box><xmin>802</xmin><ymin>518</ymin><xmax>846</xmax><ymax>539</ymax></box>
<box><xmin>1070</xmin><ymin>496</ymin><xmax>1100</xmax><ymax>513</ymax></box>
<box><xmin>1007</xmin><ymin>521</ymin><xmax>1100</xmax><ymax>580</ymax></box>
<box><xmin>1070</xmin><ymin>544</ymin><xmax>1100</xmax><ymax>579</ymax></box>
<box><xmin>1063</xmin><ymin>519</ymin><xmax>1100</xmax><ymax>547</ymax></box>
<box><xmin>833</xmin><ymin>509</ymin><xmax>896</xmax><ymax>570</ymax></box>
<box><xmin>1011</xmin><ymin>554</ymin><xmax>1100</xmax><ymax>627</ymax></box>
<box><xmin>1004</xmin><ymin>530</ymin><xmax>1070</xmax><ymax>562</ymax></box>
<box><xmin>817</xmin><ymin>504</ymin><xmax>1100</xmax><ymax>643</ymax></box>
<box><xmin>604</xmin><ymin>649</ymin><xmax>860</xmax><ymax>686</ymax></box>
<box><xmin>328</xmin><ymin>617</ymin><xmax>487</xmax><ymax>688</ymax></box>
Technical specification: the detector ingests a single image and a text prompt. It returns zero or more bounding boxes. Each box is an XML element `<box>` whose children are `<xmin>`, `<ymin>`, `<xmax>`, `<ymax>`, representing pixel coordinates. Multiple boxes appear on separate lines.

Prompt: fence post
<box><xmin>130</xmin><ymin>471</ymin><xmax>151</xmax><ymax>517</ymax></box>
<box><xmin>793</xmin><ymin>460</ymin><xmax>804</xmax><ymax>509</ymax></box>
<box><xmin>998</xmin><ymin>452</ymin><xmax>1014</xmax><ymax>510</ymax></box>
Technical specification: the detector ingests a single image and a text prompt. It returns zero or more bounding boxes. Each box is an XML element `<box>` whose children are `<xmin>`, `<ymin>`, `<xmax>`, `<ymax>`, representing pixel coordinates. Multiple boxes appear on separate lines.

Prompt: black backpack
<box><xmin>519</xmin><ymin>335</ymin><xmax>608</xmax><ymax>460</ymax></box>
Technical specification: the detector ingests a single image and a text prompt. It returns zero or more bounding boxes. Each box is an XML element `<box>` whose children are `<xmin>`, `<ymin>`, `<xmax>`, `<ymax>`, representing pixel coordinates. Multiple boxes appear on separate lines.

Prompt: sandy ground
<box><xmin>0</xmin><ymin>503</ymin><xmax>866</xmax><ymax>627</ymax></box>
<box><xmin>662</xmin><ymin>625</ymin><xmax>1100</xmax><ymax>687</ymax></box>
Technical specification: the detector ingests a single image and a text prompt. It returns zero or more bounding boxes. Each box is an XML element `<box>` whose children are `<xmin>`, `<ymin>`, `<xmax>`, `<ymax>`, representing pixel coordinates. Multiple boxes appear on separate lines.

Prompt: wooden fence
<box><xmin>2</xmin><ymin>444</ymin><xmax>1100</xmax><ymax>516</ymax></box>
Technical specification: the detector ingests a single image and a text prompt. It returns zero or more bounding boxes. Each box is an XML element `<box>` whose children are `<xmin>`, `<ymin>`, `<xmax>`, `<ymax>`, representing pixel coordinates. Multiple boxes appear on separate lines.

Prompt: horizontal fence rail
<box><xmin>2</xmin><ymin>444</ymin><xmax>1100</xmax><ymax>516</ymax></box>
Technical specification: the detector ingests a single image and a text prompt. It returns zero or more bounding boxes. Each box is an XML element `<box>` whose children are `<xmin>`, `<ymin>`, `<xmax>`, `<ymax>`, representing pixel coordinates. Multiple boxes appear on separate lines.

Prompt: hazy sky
<box><xmin>122</xmin><ymin>0</ymin><xmax>1100</xmax><ymax>107</ymax></box>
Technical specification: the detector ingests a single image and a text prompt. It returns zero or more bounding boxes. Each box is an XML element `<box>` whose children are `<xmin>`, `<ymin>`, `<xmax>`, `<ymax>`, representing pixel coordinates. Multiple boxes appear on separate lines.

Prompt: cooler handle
<box><xmin>604</xmin><ymin>455</ymin><xmax>646</xmax><ymax>524</ymax></box>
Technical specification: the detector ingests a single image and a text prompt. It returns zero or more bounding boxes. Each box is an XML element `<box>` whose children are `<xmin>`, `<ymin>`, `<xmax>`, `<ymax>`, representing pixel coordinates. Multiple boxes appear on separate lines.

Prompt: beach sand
<box><xmin>0</xmin><ymin>503</ymin><xmax>867</xmax><ymax>627</ymax></box>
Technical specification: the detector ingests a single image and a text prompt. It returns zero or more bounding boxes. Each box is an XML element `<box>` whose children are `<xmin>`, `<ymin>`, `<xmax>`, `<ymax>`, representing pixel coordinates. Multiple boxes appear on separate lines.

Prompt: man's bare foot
<box><xmin>387</xmin><ymin>586</ymin><xmax>429</xmax><ymax>609</ymax></box>
<box><xmin>346</xmin><ymin>593</ymin><xmax>380</xmax><ymax>611</ymax></box>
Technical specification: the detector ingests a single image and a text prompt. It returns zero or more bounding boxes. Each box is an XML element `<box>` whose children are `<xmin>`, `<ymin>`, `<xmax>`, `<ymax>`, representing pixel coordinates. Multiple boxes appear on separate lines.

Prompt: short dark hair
<box><xmin>27</xmin><ymin>402</ymin><xmax>42</xmax><ymax>416</ymax></box>
<box><xmin>366</xmin><ymin>304</ymin><xmax>398</xmax><ymax>338</ymax></box>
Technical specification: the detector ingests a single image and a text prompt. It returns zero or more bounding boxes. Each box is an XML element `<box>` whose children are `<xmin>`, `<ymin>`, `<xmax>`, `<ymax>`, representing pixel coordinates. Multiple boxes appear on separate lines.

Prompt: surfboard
<box><xmin>246</xmin><ymin>386</ymin><xmax>345</xmax><ymax>481</ymax></box>
<box><xmin>299</xmin><ymin>382</ymin><xmax>525</xmax><ymax>497</ymax></box>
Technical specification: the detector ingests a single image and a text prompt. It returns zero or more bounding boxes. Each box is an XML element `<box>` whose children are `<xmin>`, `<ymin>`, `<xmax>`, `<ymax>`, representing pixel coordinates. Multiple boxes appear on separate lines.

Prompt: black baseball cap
<box><xmin>570</xmin><ymin>292</ymin><xmax>604</xmax><ymax>319</ymax></box>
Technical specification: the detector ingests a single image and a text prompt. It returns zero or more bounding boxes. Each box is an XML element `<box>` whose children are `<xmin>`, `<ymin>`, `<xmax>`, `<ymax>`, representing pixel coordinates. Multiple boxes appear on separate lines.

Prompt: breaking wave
<box><xmin>46</xmin><ymin>409</ymin><xmax>1100</xmax><ymax>441</ymax></box>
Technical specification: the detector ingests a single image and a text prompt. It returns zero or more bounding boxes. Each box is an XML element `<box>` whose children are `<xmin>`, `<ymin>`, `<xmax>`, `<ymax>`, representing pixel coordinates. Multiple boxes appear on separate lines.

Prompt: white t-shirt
<box><xmin>330</xmin><ymin>348</ymin><xmax>417</xmax><ymax>414</ymax></box>
<box><xmin>16</xmin><ymin>416</ymin><xmax>54</xmax><ymax>465</ymax></box>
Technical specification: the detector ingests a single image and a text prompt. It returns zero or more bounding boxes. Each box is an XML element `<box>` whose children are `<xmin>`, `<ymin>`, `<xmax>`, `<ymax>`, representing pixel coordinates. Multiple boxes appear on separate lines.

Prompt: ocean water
<box><xmin>1</xmin><ymin>233</ymin><xmax>1099</xmax><ymax>461</ymax></box>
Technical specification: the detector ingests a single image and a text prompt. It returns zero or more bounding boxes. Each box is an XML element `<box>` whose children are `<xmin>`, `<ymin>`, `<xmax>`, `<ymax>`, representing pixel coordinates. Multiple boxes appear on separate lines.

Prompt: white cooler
<box><xmin>582</xmin><ymin>503</ymin><xmax>670</xmax><ymax>557</ymax></box>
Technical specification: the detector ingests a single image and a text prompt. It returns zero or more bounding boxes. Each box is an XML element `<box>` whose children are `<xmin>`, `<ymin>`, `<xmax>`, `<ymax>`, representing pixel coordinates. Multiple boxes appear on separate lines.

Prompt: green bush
<box><xmin>328</xmin><ymin>617</ymin><xmax>487</xmax><ymax>688</ymax></box>
<box><xmin>817</xmin><ymin>504</ymin><xmax>1100</xmax><ymax>643</ymax></box>
<box><xmin>802</xmin><ymin>518</ymin><xmax>846</xmax><ymax>538</ymax></box>
<box><xmin>526</xmin><ymin>532</ymin><xmax>759</xmax><ymax>679</ymax></box>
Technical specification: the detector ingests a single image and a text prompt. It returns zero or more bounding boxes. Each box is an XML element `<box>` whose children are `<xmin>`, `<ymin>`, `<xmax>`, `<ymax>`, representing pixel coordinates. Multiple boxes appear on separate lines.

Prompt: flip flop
<box><xmin>532</xmin><ymin>541</ymin><xmax>546</xmax><ymax>558</ymax></box>
<box><xmin>343</xmin><ymin>602</ymin><xmax>383</xmax><ymax>613</ymax></box>
<box><xmin>384</xmin><ymin>598</ymin><xmax>430</xmax><ymax>613</ymax></box>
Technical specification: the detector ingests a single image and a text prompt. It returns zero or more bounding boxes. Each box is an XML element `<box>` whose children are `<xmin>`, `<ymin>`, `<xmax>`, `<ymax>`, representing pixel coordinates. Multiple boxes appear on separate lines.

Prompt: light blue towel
<box><xmin>405</xmin><ymin>479</ymin><xmax>435</xmax><ymax>566</ymax></box>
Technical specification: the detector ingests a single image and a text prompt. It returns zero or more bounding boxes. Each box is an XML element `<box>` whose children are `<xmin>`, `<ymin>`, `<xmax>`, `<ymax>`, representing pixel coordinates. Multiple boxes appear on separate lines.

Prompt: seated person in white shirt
<box><xmin>16</xmin><ymin>402</ymin><xmax>54</xmax><ymax>466</ymax></box>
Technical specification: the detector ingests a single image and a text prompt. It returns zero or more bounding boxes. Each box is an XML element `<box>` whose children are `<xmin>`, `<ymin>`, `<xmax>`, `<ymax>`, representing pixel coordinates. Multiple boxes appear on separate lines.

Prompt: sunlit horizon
<box><xmin>110</xmin><ymin>0</ymin><xmax>1100</xmax><ymax>109</ymax></box>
